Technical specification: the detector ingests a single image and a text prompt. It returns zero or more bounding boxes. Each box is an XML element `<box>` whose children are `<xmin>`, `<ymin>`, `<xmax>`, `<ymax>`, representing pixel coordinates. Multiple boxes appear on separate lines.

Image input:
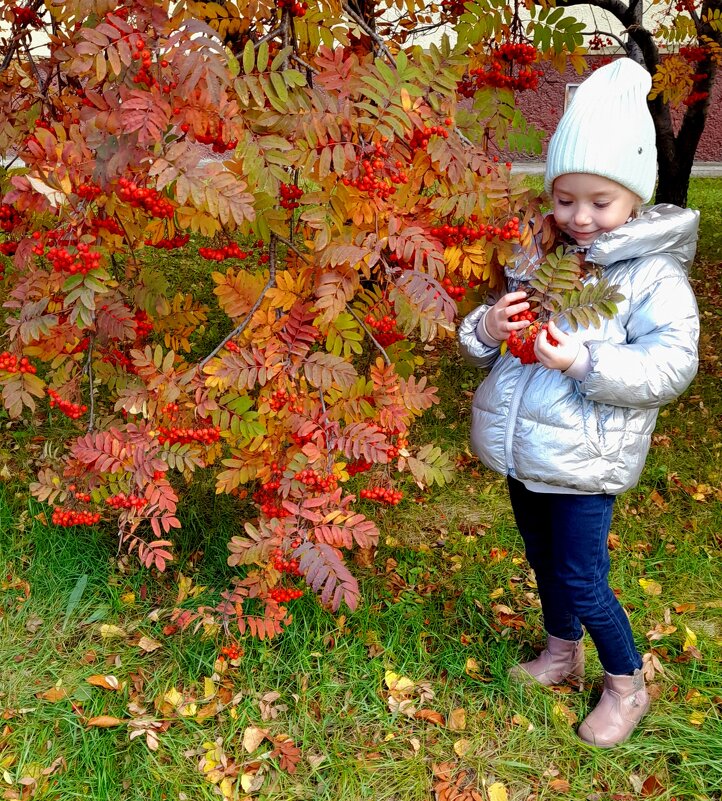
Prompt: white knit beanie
<box><xmin>544</xmin><ymin>58</ymin><xmax>657</xmax><ymax>203</ymax></box>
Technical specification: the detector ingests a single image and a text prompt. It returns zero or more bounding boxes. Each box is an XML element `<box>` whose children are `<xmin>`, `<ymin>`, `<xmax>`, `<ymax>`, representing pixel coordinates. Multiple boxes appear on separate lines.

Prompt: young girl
<box><xmin>458</xmin><ymin>58</ymin><xmax>699</xmax><ymax>748</ymax></box>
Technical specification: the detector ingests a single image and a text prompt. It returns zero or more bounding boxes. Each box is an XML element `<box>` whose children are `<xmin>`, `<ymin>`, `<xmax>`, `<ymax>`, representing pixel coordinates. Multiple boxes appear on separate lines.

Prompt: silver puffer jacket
<box><xmin>458</xmin><ymin>204</ymin><xmax>700</xmax><ymax>495</ymax></box>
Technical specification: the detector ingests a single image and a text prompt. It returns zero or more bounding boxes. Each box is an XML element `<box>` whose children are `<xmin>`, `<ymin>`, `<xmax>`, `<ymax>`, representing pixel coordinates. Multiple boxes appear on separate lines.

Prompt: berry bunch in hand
<box><xmin>507</xmin><ymin>313</ymin><xmax>559</xmax><ymax>365</ymax></box>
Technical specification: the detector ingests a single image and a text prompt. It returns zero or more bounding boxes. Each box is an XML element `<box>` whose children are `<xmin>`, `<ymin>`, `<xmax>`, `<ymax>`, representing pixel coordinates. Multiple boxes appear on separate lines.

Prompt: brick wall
<box><xmin>511</xmin><ymin>56</ymin><xmax>722</xmax><ymax>162</ymax></box>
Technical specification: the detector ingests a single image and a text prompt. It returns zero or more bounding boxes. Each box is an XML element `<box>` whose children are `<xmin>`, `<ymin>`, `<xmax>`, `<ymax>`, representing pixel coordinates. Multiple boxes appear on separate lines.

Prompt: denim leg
<box><xmin>507</xmin><ymin>478</ymin><xmax>583</xmax><ymax>641</ymax></box>
<box><xmin>549</xmin><ymin>493</ymin><xmax>642</xmax><ymax>675</ymax></box>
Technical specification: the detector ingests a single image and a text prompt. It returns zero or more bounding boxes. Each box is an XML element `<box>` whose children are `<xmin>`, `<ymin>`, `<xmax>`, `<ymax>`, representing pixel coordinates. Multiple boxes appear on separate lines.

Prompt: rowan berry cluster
<box><xmin>360</xmin><ymin>487</ymin><xmax>403</xmax><ymax>505</ymax></box>
<box><xmin>0</xmin><ymin>241</ymin><xmax>17</xmax><ymax>256</ymax></box>
<box><xmin>347</xmin><ymin>458</ymin><xmax>373</xmax><ymax>476</ymax></box>
<box><xmin>105</xmin><ymin>493</ymin><xmax>148</xmax><ymax>510</ymax></box>
<box><xmin>280</xmin><ymin>183</ymin><xmax>303</xmax><ymax>209</ymax></box>
<box><xmin>440</xmin><ymin>0</ymin><xmax>466</xmax><ymax>16</ymax></box>
<box><xmin>294</xmin><ymin>468</ymin><xmax>338</xmax><ymax>492</ymax></box>
<box><xmin>134</xmin><ymin>310</ymin><xmax>153</xmax><ymax>340</ymax></box>
<box><xmin>41</xmin><ymin>242</ymin><xmax>101</xmax><ymax>275</ymax></box>
<box><xmin>161</xmin><ymin>402</ymin><xmax>180</xmax><ymax>419</ymax></box>
<box><xmin>90</xmin><ymin>215</ymin><xmax>123</xmax><ymax>237</ymax></box>
<box><xmin>459</xmin><ymin>43</ymin><xmax>541</xmax><ymax>96</ymax></box>
<box><xmin>507</xmin><ymin>311</ymin><xmax>559</xmax><ymax>364</ymax></box>
<box><xmin>0</xmin><ymin>204</ymin><xmax>21</xmax><ymax>232</ymax></box>
<box><xmin>269</xmin><ymin>388</ymin><xmax>302</xmax><ymax>413</ymax></box>
<box><xmin>198</xmin><ymin>242</ymin><xmax>249</xmax><ymax>261</ymax></box>
<box><xmin>674</xmin><ymin>0</ymin><xmax>697</xmax><ymax>11</ymax></box>
<box><xmin>146</xmin><ymin>234</ymin><xmax>190</xmax><ymax>249</ymax></box>
<box><xmin>220</xmin><ymin>643</ymin><xmax>241</xmax><ymax>660</ymax></box>
<box><xmin>406</xmin><ymin>123</ymin><xmax>449</xmax><ymax>153</ymax></box>
<box><xmin>272</xmin><ymin>547</ymin><xmax>302</xmax><ymax>575</ymax></box>
<box><xmin>189</xmin><ymin>122</ymin><xmax>237</xmax><ymax>153</ymax></box>
<box><xmin>268</xmin><ymin>586</ymin><xmax>303</xmax><ymax>603</ymax></box>
<box><xmin>364</xmin><ymin>312</ymin><xmax>405</xmax><ymax>347</ymax></box>
<box><xmin>385</xmin><ymin>431</ymin><xmax>408</xmax><ymax>460</ymax></box>
<box><xmin>76</xmin><ymin>183</ymin><xmax>102</xmax><ymax>201</ymax></box>
<box><xmin>116</xmin><ymin>178</ymin><xmax>174</xmax><ymax>219</ymax></box>
<box><xmin>679</xmin><ymin>45</ymin><xmax>707</xmax><ymax>62</ymax></box>
<box><xmin>254</xmin><ymin>475</ymin><xmax>291</xmax><ymax>518</ymax></box>
<box><xmin>102</xmin><ymin>348</ymin><xmax>138</xmax><ymax>373</ymax></box>
<box><xmin>157</xmin><ymin>425</ymin><xmax>221</xmax><ymax>446</ymax></box>
<box><xmin>12</xmin><ymin>5</ymin><xmax>42</xmax><ymax>27</ymax></box>
<box><xmin>441</xmin><ymin>276</ymin><xmax>466</xmax><ymax>300</ymax></box>
<box><xmin>51</xmin><ymin>507</ymin><xmax>101</xmax><ymax>527</ymax></box>
<box><xmin>342</xmin><ymin>142</ymin><xmax>408</xmax><ymax>199</ymax></box>
<box><xmin>69</xmin><ymin>486</ymin><xmax>91</xmax><ymax>503</ymax></box>
<box><xmin>0</xmin><ymin>352</ymin><xmax>36</xmax><ymax>374</ymax></box>
<box><xmin>131</xmin><ymin>38</ymin><xmax>176</xmax><ymax>92</ymax></box>
<box><xmin>588</xmin><ymin>34</ymin><xmax>613</xmax><ymax>50</ymax></box>
<box><xmin>48</xmin><ymin>388</ymin><xmax>87</xmax><ymax>419</ymax></box>
<box><xmin>277</xmin><ymin>0</ymin><xmax>308</xmax><ymax>17</ymax></box>
<box><xmin>684</xmin><ymin>90</ymin><xmax>710</xmax><ymax>107</ymax></box>
<box><xmin>225</xmin><ymin>341</ymin><xmax>240</xmax><ymax>353</ymax></box>
<box><xmin>430</xmin><ymin>216</ymin><xmax>520</xmax><ymax>247</ymax></box>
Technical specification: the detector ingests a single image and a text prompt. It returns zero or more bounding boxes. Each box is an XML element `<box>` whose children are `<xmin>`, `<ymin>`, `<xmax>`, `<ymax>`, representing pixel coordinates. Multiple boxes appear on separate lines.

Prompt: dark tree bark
<box><xmin>558</xmin><ymin>0</ymin><xmax>721</xmax><ymax>207</ymax></box>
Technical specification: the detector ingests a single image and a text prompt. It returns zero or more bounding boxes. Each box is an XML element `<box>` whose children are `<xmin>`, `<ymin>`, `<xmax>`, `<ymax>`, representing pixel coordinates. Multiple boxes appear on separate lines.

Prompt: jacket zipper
<box><xmin>504</xmin><ymin>365</ymin><xmax>534</xmax><ymax>473</ymax></box>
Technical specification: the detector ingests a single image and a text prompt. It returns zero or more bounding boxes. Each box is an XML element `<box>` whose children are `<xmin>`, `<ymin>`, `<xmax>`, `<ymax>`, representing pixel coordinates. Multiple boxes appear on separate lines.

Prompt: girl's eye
<box><xmin>594</xmin><ymin>202</ymin><xmax>610</xmax><ymax>209</ymax></box>
<box><xmin>556</xmin><ymin>199</ymin><xmax>572</xmax><ymax>206</ymax></box>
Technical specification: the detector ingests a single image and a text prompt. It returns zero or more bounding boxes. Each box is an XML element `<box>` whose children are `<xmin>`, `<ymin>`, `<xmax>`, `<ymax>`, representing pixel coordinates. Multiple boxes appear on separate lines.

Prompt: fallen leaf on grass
<box><xmin>259</xmin><ymin>691</ymin><xmax>287</xmax><ymax>721</ymax></box>
<box><xmin>639</xmin><ymin>579</ymin><xmax>662</xmax><ymax>596</ymax></box>
<box><xmin>641</xmin><ymin>774</ymin><xmax>665</xmax><ymax>796</ymax></box>
<box><xmin>86</xmin><ymin>675</ymin><xmax>122</xmax><ymax>691</ymax></box>
<box><xmin>548</xmin><ymin>777</ymin><xmax>571</xmax><ymax>792</ymax></box>
<box><xmin>447</xmin><ymin>707</ymin><xmax>466</xmax><ymax>731</ymax></box>
<box><xmin>414</xmin><ymin>709</ymin><xmax>445</xmax><ymax>726</ymax></box>
<box><xmin>242</xmin><ymin>726</ymin><xmax>267</xmax><ymax>753</ymax></box>
<box><xmin>99</xmin><ymin>624</ymin><xmax>127</xmax><ymax>639</ymax></box>
<box><xmin>511</xmin><ymin>713</ymin><xmax>534</xmax><ymax>732</ymax></box>
<box><xmin>36</xmin><ymin>687</ymin><xmax>68</xmax><ymax>703</ymax></box>
<box><xmin>25</xmin><ymin>616</ymin><xmax>43</xmax><ymax>634</ymax></box>
<box><xmin>683</xmin><ymin>626</ymin><xmax>698</xmax><ymax>651</ymax></box>
<box><xmin>487</xmin><ymin>782</ymin><xmax>508</xmax><ymax>801</ymax></box>
<box><xmin>464</xmin><ymin>657</ymin><xmax>491</xmax><ymax>682</ymax></box>
<box><xmin>553</xmin><ymin>702</ymin><xmax>578</xmax><ymax>726</ymax></box>
<box><xmin>136</xmin><ymin>636</ymin><xmax>162</xmax><ymax>653</ymax></box>
<box><xmin>689</xmin><ymin>710</ymin><xmax>706</xmax><ymax>726</ymax></box>
<box><xmin>86</xmin><ymin>716</ymin><xmax>125</xmax><ymax>728</ymax></box>
<box><xmin>452</xmin><ymin>738</ymin><xmax>471</xmax><ymax>756</ymax></box>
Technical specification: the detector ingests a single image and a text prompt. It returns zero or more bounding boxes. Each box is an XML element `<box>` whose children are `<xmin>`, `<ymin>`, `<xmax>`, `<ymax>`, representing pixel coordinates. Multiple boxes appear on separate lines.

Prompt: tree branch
<box><xmin>346</xmin><ymin>304</ymin><xmax>391</xmax><ymax>366</ymax></box>
<box><xmin>342</xmin><ymin>2</ymin><xmax>396</xmax><ymax>63</ymax></box>
<box><xmin>198</xmin><ymin>235</ymin><xmax>278</xmax><ymax>370</ymax></box>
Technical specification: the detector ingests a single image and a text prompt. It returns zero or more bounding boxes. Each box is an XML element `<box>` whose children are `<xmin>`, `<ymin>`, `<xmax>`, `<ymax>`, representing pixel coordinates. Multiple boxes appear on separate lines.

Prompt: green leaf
<box><xmin>257</xmin><ymin>41</ymin><xmax>269</xmax><ymax>74</ymax></box>
<box><xmin>62</xmin><ymin>574</ymin><xmax>88</xmax><ymax>631</ymax></box>
<box><xmin>242</xmin><ymin>40</ymin><xmax>254</xmax><ymax>75</ymax></box>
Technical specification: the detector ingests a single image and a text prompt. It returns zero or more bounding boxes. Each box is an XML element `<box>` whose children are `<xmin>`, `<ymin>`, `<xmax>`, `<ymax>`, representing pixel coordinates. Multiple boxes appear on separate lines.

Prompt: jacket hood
<box><xmin>587</xmin><ymin>204</ymin><xmax>699</xmax><ymax>274</ymax></box>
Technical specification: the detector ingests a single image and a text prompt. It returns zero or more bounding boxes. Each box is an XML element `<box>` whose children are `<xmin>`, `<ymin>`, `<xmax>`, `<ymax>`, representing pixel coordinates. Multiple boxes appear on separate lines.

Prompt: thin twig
<box><xmin>255</xmin><ymin>25</ymin><xmax>282</xmax><ymax>48</ymax></box>
<box><xmin>342</xmin><ymin>3</ymin><xmax>395</xmax><ymax>63</ymax></box>
<box><xmin>274</xmin><ymin>232</ymin><xmax>311</xmax><ymax>263</ymax></box>
<box><xmin>83</xmin><ymin>333</ymin><xmax>96</xmax><ymax>432</ymax></box>
<box><xmin>198</xmin><ymin>235</ymin><xmax>279</xmax><ymax>370</ymax></box>
<box><xmin>346</xmin><ymin>304</ymin><xmax>391</xmax><ymax>366</ymax></box>
<box><xmin>290</xmin><ymin>53</ymin><xmax>318</xmax><ymax>75</ymax></box>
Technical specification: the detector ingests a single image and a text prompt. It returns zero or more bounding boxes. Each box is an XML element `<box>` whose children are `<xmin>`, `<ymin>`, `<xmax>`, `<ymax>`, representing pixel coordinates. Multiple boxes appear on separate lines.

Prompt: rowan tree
<box><xmin>0</xmin><ymin>0</ymin><xmax>626</xmax><ymax>640</ymax></box>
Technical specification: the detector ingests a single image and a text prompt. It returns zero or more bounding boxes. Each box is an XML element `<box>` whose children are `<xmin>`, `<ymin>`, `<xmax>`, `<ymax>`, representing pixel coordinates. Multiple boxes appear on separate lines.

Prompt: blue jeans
<box><xmin>507</xmin><ymin>477</ymin><xmax>642</xmax><ymax>675</ymax></box>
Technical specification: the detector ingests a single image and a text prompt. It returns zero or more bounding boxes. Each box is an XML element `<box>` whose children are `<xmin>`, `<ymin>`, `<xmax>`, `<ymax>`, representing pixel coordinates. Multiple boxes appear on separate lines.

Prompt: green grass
<box><xmin>1</xmin><ymin>177</ymin><xmax>722</xmax><ymax>800</ymax></box>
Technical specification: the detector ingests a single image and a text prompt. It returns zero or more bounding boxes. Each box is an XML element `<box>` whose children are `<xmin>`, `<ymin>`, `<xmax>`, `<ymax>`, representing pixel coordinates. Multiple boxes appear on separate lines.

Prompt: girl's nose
<box><xmin>572</xmin><ymin>205</ymin><xmax>592</xmax><ymax>225</ymax></box>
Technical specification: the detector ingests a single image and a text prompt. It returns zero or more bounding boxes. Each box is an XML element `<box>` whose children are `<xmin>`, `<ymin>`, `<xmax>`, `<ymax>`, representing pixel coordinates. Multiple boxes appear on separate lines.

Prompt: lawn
<box><xmin>1</xmin><ymin>178</ymin><xmax>721</xmax><ymax>801</ymax></box>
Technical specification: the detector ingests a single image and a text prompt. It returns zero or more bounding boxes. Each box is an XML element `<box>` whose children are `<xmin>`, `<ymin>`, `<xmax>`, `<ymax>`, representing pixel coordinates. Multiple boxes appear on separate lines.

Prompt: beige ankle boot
<box><xmin>510</xmin><ymin>635</ymin><xmax>585</xmax><ymax>686</ymax></box>
<box><xmin>577</xmin><ymin>669</ymin><xmax>650</xmax><ymax>748</ymax></box>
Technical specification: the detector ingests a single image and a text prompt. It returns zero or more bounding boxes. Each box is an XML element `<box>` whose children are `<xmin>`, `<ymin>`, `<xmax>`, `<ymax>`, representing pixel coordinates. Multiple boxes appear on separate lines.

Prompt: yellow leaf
<box><xmin>164</xmin><ymin>687</ymin><xmax>183</xmax><ymax>708</ymax></box>
<box><xmin>100</xmin><ymin>624</ymin><xmax>127</xmax><ymax>639</ymax></box>
<box><xmin>384</xmin><ymin>671</ymin><xmax>415</xmax><ymax>693</ymax></box>
<box><xmin>553</xmin><ymin>702</ymin><xmax>578</xmax><ymax>726</ymax></box>
<box><xmin>689</xmin><ymin>710</ymin><xmax>706</xmax><ymax>726</ymax></box>
<box><xmin>639</xmin><ymin>578</ymin><xmax>662</xmax><ymax>596</ymax></box>
<box><xmin>86</xmin><ymin>674</ymin><xmax>121</xmax><ymax>691</ymax></box>
<box><xmin>120</xmin><ymin>592</ymin><xmax>135</xmax><ymax>605</ymax></box>
<box><xmin>683</xmin><ymin>626</ymin><xmax>698</xmax><ymax>651</ymax></box>
<box><xmin>489</xmin><ymin>587</ymin><xmax>504</xmax><ymax>599</ymax></box>
<box><xmin>448</xmin><ymin>707</ymin><xmax>466</xmax><ymax>731</ymax></box>
<box><xmin>488</xmin><ymin>782</ymin><xmax>508</xmax><ymax>801</ymax></box>
<box><xmin>240</xmin><ymin>772</ymin><xmax>256</xmax><ymax>792</ymax></box>
<box><xmin>219</xmin><ymin>777</ymin><xmax>234</xmax><ymax>798</ymax></box>
<box><xmin>452</xmin><ymin>738</ymin><xmax>471</xmax><ymax>756</ymax></box>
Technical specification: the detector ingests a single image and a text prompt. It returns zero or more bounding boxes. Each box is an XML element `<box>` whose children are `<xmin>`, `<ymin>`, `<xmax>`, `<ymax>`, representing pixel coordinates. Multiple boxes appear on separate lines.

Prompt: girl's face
<box><xmin>551</xmin><ymin>173</ymin><xmax>640</xmax><ymax>247</ymax></box>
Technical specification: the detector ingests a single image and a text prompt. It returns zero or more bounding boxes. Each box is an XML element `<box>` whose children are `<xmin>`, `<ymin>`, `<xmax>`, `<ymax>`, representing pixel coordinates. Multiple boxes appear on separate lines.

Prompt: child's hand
<box><xmin>484</xmin><ymin>291</ymin><xmax>532</xmax><ymax>341</ymax></box>
<box><xmin>535</xmin><ymin>320</ymin><xmax>580</xmax><ymax>371</ymax></box>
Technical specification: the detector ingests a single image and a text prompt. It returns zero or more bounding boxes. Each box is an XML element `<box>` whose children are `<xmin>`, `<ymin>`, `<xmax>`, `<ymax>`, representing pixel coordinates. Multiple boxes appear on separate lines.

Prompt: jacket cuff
<box><xmin>476</xmin><ymin>311</ymin><xmax>502</xmax><ymax>347</ymax></box>
<box><xmin>563</xmin><ymin>344</ymin><xmax>592</xmax><ymax>381</ymax></box>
